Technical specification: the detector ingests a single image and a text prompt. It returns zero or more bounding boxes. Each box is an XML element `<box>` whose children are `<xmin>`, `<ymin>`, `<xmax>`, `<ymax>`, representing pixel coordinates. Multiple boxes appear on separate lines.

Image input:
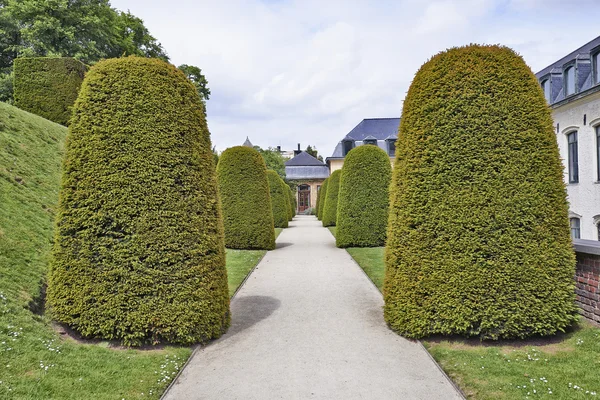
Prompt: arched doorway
<box><xmin>298</xmin><ymin>184</ymin><xmax>311</xmax><ymax>212</ymax></box>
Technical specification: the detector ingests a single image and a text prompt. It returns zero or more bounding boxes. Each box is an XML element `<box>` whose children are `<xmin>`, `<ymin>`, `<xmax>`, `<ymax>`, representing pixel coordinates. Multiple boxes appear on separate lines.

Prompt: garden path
<box><xmin>162</xmin><ymin>215</ymin><xmax>463</xmax><ymax>399</ymax></box>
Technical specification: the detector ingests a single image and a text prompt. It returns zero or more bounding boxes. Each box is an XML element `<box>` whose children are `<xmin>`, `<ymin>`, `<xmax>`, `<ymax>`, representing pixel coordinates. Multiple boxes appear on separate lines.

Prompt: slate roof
<box><xmin>242</xmin><ymin>136</ymin><xmax>253</xmax><ymax>147</ymax></box>
<box><xmin>535</xmin><ymin>35</ymin><xmax>600</xmax><ymax>106</ymax></box>
<box><xmin>285</xmin><ymin>151</ymin><xmax>329</xmax><ymax>180</ymax></box>
<box><xmin>285</xmin><ymin>151</ymin><xmax>325</xmax><ymax>166</ymax></box>
<box><xmin>328</xmin><ymin>118</ymin><xmax>400</xmax><ymax>158</ymax></box>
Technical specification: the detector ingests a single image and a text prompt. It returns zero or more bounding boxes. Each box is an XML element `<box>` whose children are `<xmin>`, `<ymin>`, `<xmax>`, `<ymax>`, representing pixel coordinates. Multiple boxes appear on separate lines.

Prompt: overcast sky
<box><xmin>110</xmin><ymin>0</ymin><xmax>599</xmax><ymax>157</ymax></box>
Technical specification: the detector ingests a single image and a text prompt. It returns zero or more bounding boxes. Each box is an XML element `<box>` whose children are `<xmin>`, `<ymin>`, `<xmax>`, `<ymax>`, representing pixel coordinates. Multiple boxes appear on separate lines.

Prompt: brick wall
<box><xmin>575</xmin><ymin>249</ymin><xmax>600</xmax><ymax>324</ymax></box>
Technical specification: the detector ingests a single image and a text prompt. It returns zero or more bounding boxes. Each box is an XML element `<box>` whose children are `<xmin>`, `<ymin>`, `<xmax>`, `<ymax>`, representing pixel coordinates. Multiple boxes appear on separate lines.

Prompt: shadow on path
<box><xmin>227</xmin><ymin>295</ymin><xmax>281</xmax><ymax>337</ymax></box>
<box><xmin>276</xmin><ymin>242</ymin><xmax>293</xmax><ymax>249</ymax></box>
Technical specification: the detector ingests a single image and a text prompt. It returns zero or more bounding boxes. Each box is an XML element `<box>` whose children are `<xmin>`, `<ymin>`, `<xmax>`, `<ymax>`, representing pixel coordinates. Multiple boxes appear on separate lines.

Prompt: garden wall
<box><xmin>574</xmin><ymin>239</ymin><xmax>600</xmax><ymax>324</ymax></box>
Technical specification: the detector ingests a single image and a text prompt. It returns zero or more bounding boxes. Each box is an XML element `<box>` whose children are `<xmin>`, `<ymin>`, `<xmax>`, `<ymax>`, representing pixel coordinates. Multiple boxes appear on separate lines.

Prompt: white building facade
<box><xmin>536</xmin><ymin>36</ymin><xmax>600</xmax><ymax>240</ymax></box>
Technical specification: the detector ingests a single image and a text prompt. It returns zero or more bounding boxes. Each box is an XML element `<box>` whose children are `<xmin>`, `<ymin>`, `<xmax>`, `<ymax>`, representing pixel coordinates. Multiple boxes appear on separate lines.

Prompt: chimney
<box><xmin>297</xmin><ymin>143</ymin><xmax>301</xmax><ymax>151</ymax></box>
<box><xmin>277</xmin><ymin>145</ymin><xmax>281</xmax><ymax>152</ymax></box>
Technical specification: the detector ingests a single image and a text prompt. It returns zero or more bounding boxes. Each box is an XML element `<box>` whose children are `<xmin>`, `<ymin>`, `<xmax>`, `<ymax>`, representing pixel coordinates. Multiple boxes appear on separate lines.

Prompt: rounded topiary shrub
<box><xmin>321</xmin><ymin>170</ymin><xmax>341</xmax><ymax>227</ymax></box>
<box><xmin>286</xmin><ymin>185</ymin><xmax>295</xmax><ymax>220</ymax></box>
<box><xmin>47</xmin><ymin>57</ymin><xmax>230</xmax><ymax>346</ymax></box>
<box><xmin>267</xmin><ymin>170</ymin><xmax>289</xmax><ymax>228</ymax></box>
<box><xmin>317</xmin><ymin>178</ymin><xmax>329</xmax><ymax>220</ymax></box>
<box><xmin>336</xmin><ymin>145</ymin><xmax>391</xmax><ymax>248</ymax></box>
<box><xmin>384</xmin><ymin>45</ymin><xmax>577</xmax><ymax>340</ymax></box>
<box><xmin>217</xmin><ymin>146</ymin><xmax>276</xmax><ymax>250</ymax></box>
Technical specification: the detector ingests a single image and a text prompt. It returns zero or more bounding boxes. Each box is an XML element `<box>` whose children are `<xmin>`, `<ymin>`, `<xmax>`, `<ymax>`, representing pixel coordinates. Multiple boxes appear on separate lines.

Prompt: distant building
<box><xmin>535</xmin><ymin>35</ymin><xmax>600</xmax><ymax>240</ymax></box>
<box><xmin>242</xmin><ymin>136</ymin><xmax>254</xmax><ymax>147</ymax></box>
<box><xmin>285</xmin><ymin>151</ymin><xmax>329</xmax><ymax>212</ymax></box>
<box><xmin>326</xmin><ymin>118</ymin><xmax>400</xmax><ymax>172</ymax></box>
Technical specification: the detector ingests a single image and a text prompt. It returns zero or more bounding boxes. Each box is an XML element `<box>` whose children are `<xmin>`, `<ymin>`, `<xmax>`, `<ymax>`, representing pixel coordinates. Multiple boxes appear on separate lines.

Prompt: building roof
<box><xmin>535</xmin><ymin>35</ymin><xmax>600</xmax><ymax>106</ymax></box>
<box><xmin>285</xmin><ymin>151</ymin><xmax>326</xmax><ymax>166</ymax></box>
<box><xmin>343</xmin><ymin>118</ymin><xmax>401</xmax><ymax>141</ymax></box>
<box><xmin>242</xmin><ymin>136</ymin><xmax>253</xmax><ymax>147</ymax></box>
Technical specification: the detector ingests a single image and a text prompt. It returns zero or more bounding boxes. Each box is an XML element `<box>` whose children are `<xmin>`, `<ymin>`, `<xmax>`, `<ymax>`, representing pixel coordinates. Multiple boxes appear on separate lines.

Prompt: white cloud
<box><xmin>109</xmin><ymin>0</ymin><xmax>600</xmax><ymax>156</ymax></box>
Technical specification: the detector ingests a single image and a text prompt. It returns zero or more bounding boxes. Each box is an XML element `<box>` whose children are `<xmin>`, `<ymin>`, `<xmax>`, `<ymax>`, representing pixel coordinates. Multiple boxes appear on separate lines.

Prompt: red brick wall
<box><xmin>575</xmin><ymin>252</ymin><xmax>600</xmax><ymax>324</ymax></box>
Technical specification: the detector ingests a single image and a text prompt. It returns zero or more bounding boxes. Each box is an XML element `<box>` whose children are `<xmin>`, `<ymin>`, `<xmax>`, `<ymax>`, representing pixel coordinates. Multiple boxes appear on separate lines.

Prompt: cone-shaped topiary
<box><xmin>336</xmin><ymin>145</ymin><xmax>392</xmax><ymax>248</ymax></box>
<box><xmin>315</xmin><ymin>184</ymin><xmax>322</xmax><ymax>219</ymax></box>
<box><xmin>384</xmin><ymin>45</ymin><xmax>577</xmax><ymax>340</ymax></box>
<box><xmin>286</xmin><ymin>186</ymin><xmax>294</xmax><ymax>220</ymax></box>
<box><xmin>267</xmin><ymin>170</ymin><xmax>289</xmax><ymax>228</ymax></box>
<box><xmin>217</xmin><ymin>146</ymin><xmax>276</xmax><ymax>250</ymax></box>
<box><xmin>317</xmin><ymin>178</ymin><xmax>329</xmax><ymax>220</ymax></box>
<box><xmin>47</xmin><ymin>57</ymin><xmax>230</xmax><ymax>346</ymax></box>
<box><xmin>321</xmin><ymin>170</ymin><xmax>341</xmax><ymax>227</ymax></box>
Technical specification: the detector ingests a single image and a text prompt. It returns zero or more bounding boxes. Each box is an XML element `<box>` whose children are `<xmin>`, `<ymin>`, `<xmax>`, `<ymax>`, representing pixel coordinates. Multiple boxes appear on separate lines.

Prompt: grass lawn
<box><xmin>0</xmin><ymin>103</ymin><xmax>272</xmax><ymax>399</ymax></box>
<box><xmin>344</xmin><ymin>244</ymin><xmax>600</xmax><ymax>399</ymax></box>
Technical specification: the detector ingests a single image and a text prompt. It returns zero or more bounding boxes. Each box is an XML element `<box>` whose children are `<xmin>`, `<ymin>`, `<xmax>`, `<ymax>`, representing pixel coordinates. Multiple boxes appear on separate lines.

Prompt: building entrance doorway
<box><xmin>298</xmin><ymin>184</ymin><xmax>311</xmax><ymax>212</ymax></box>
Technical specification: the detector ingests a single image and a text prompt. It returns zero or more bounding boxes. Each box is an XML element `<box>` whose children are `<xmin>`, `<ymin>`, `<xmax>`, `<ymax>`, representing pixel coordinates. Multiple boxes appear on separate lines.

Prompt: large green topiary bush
<box><xmin>336</xmin><ymin>145</ymin><xmax>391</xmax><ymax>248</ymax></box>
<box><xmin>267</xmin><ymin>170</ymin><xmax>289</xmax><ymax>228</ymax></box>
<box><xmin>217</xmin><ymin>146</ymin><xmax>276</xmax><ymax>250</ymax></box>
<box><xmin>47</xmin><ymin>57</ymin><xmax>230</xmax><ymax>346</ymax></box>
<box><xmin>14</xmin><ymin>57</ymin><xmax>87</xmax><ymax>125</ymax></box>
<box><xmin>383</xmin><ymin>45</ymin><xmax>578</xmax><ymax>340</ymax></box>
<box><xmin>321</xmin><ymin>170</ymin><xmax>341</xmax><ymax>227</ymax></box>
<box><xmin>317</xmin><ymin>178</ymin><xmax>329</xmax><ymax>220</ymax></box>
<box><xmin>286</xmin><ymin>185</ymin><xmax>295</xmax><ymax>220</ymax></box>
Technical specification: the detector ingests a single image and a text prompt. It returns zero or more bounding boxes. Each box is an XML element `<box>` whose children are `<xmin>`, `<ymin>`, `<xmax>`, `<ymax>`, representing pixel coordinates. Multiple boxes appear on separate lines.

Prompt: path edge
<box><xmin>334</xmin><ymin>232</ymin><xmax>467</xmax><ymax>399</ymax></box>
<box><xmin>160</xmin><ymin>248</ymin><xmax>270</xmax><ymax>400</ymax></box>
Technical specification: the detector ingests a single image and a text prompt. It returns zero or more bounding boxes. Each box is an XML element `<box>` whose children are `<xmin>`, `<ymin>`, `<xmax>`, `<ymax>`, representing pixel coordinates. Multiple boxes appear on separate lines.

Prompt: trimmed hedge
<box><xmin>267</xmin><ymin>170</ymin><xmax>289</xmax><ymax>228</ymax></box>
<box><xmin>14</xmin><ymin>57</ymin><xmax>87</xmax><ymax>125</ymax></box>
<box><xmin>47</xmin><ymin>57</ymin><xmax>230</xmax><ymax>346</ymax></box>
<box><xmin>336</xmin><ymin>145</ymin><xmax>391</xmax><ymax>248</ymax></box>
<box><xmin>317</xmin><ymin>178</ymin><xmax>329</xmax><ymax>220</ymax></box>
<box><xmin>217</xmin><ymin>146</ymin><xmax>276</xmax><ymax>250</ymax></box>
<box><xmin>383</xmin><ymin>45</ymin><xmax>578</xmax><ymax>340</ymax></box>
<box><xmin>315</xmin><ymin>183</ymin><xmax>322</xmax><ymax>220</ymax></box>
<box><xmin>321</xmin><ymin>170</ymin><xmax>341</xmax><ymax>227</ymax></box>
<box><xmin>286</xmin><ymin>185</ymin><xmax>295</xmax><ymax>220</ymax></box>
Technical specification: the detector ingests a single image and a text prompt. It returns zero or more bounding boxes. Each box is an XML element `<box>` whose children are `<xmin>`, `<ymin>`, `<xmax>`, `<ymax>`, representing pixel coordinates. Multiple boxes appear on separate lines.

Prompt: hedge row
<box><xmin>286</xmin><ymin>185</ymin><xmax>295</xmax><ymax>220</ymax></box>
<box><xmin>321</xmin><ymin>170</ymin><xmax>341</xmax><ymax>227</ymax></box>
<box><xmin>14</xmin><ymin>57</ymin><xmax>87</xmax><ymax>125</ymax></box>
<box><xmin>317</xmin><ymin>178</ymin><xmax>329</xmax><ymax>220</ymax></box>
<box><xmin>267</xmin><ymin>170</ymin><xmax>289</xmax><ymax>228</ymax></box>
<box><xmin>383</xmin><ymin>45</ymin><xmax>578</xmax><ymax>340</ymax></box>
<box><xmin>336</xmin><ymin>145</ymin><xmax>391</xmax><ymax>248</ymax></box>
<box><xmin>217</xmin><ymin>146</ymin><xmax>276</xmax><ymax>250</ymax></box>
<box><xmin>47</xmin><ymin>57</ymin><xmax>230</xmax><ymax>346</ymax></box>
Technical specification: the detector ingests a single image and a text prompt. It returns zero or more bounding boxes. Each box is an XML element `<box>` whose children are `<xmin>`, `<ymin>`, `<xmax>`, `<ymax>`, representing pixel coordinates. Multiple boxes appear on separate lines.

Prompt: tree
<box><xmin>217</xmin><ymin>146</ymin><xmax>276</xmax><ymax>250</ymax></box>
<box><xmin>384</xmin><ymin>45</ymin><xmax>578</xmax><ymax>340</ymax></box>
<box><xmin>0</xmin><ymin>0</ymin><xmax>168</xmax><ymax>101</ymax></box>
<box><xmin>321</xmin><ymin>170</ymin><xmax>341</xmax><ymax>227</ymax></box>
<box><xmin>178</xmin><ymin>64</ymin><xmax>210</xmax><ymax>102</ymax></box>
<box><xmin>305</xmin><ymin>145</ymin><xmax>324</xmax><ymax>162</ymax></box>
<box><xmin>47</xmin><ymin>57</ymin><xmax>229</xmax><ymax>346</ymax></box>
<box><xmin>336</xmin><ymin>145</ymin><xmax>391</xmax><ymax>248</ymax></box>
<box><xmin>255</xmin><ymin>146</ymin><xmax>287</xmax><ymax>179</ymax></box>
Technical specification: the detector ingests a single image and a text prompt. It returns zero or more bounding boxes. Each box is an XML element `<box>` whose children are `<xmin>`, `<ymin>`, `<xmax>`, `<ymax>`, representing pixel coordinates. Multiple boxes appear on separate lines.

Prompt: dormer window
<box><xmin>564</xmin><ymin>66</ymin><xmax>575</xmax><ymax>96</ymax></box>
<box><xmin>386</xmin><ymin>138</ymin><xmax>396</xmax><ymax>157</ymax></box>
<box><xmin>363</xmin><ymin>139</ymin><xmax>377</xmax><ymax>146</ymax></box>
<box><xmin>342</xmin><ymin>139</ymin><xmax>355</xmax><ymax>156</ymax></box>
<box><xmin>541</xmin><ymin>79</ymin><xmax>551</xmax><ymax>102</ymax></box>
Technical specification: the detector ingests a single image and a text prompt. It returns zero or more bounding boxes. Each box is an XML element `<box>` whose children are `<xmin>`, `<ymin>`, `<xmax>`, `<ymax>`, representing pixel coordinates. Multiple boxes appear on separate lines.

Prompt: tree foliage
<box><xmin>321</xmin><ymin>170</ymin><xmax>341</xmax><ymax>227</ymax></box>
<box><xmin>336</xmin><ymin>145</ymin><xmax>391</xmax><ymax>248</ymax></box>
<box><xmin>384</xmin><ymin>45</ymin><xmax>578</xmax><ymax>340</ymax></box>
<box><xmin>47</xmin><ymin>57</ymin><xmax>229</xmax><ymax>346</ymax></box>
<box><xmin>305</xmin><ymin>145</ymin><xmax>323</xmax><ymax>162</ymax></box>
<box><xmin>217</xmin><ymin>146</ymin><xmax>276</xmax><ymax>250</ymax></box>
<box><xmin>178</xmin><ymin>64</ymin><xmax>210</xmax><ymax>102</ymax></box>
<box><xmin>266</xmin><ymin>170</ymin><xmax>289</xmax><ymax>228</ymax></box>
<box><xmin>317</xmin><ymin>178</ymin><xmax>328</xmax><ymax>220</ymax></box>
<box><xmin>255</xmin><ymin>146</ymin><xmax>287</xmax><ymax>179</ymax></box>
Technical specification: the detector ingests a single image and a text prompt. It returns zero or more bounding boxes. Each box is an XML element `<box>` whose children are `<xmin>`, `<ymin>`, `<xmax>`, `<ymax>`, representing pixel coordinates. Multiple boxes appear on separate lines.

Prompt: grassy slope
<box><xmin>344</xmin><ymin>244</ymin><xmax>600</xmax><ymax>399</ymax></box>
<box><xmin>0</xmin><ymin>103</ymin><xmax>271</xmax><ymax>399</ymax></box>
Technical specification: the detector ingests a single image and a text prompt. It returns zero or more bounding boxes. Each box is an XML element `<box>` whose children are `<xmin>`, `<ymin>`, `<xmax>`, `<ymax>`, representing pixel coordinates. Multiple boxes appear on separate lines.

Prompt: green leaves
<box><xmin>267</xmin><ymin>170</ymin><xmax>289</xmax><ymax>228</ymax></box>
<box><xmin>47</xmin><ymin>57</ymin><xmax>229</xmax><ymax>346</ymax></box>
<box><xmin>384</xmin><ymin>45</ymin><xmax>577</xmax><ymax>340</ymax></box>
<box><xmin>321</xmin><ymin>170</ymin><xmax>341</xmax><ymax>227</ymax></box>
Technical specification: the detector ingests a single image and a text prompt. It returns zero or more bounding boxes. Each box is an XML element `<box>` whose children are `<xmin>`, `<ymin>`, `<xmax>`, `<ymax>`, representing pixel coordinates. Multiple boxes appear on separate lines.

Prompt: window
<box><xmin>387</xmin><ymin>139</ymin><xmax>396</xmax><ymax>157</ymax></box>
<box><xmin>568</xmin><ymin>131</ymin><xmax>578</xmax><ymax>183</ymax></box>
<box><xmin>570</xmin><ymin>218</ymin><xmax>581</xmax><ymax>239</ymax></box>
<box><xmin>564</xmin><ymin>66</ymin><xmax>575</xmax><ymax>96</ymax></box>
<box><xmin>594</xmin><ymin>51</ymin><xmax>600</xmax><ymax>84</ymax></box>
<box><xmin>597</xmin><ymin>222</ymin><xmax>600</xmax><ymax>241</ymax></box>
<box><xmin>317</xmin><ymin>185</ymin><xmax>321</xmax><ymax>193</ymax></box>
<box><xmin>342</xmin><ymin>140</ymin><xmax>354</xmax><ymax>156</ymax></box>
<box><xmin>363</xmin><ymin>139</ymin><xmax>377</xmax><ymax>146</ymax></box>
<box><xmin>597</xmin><ymin>126</ymin><xmax>600</xmax><ymax>181</ymax></box>
<box><xmin>541</xmin><ymin>79</ymin><xmax>551</xmax><ymax>102</ymax></box>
